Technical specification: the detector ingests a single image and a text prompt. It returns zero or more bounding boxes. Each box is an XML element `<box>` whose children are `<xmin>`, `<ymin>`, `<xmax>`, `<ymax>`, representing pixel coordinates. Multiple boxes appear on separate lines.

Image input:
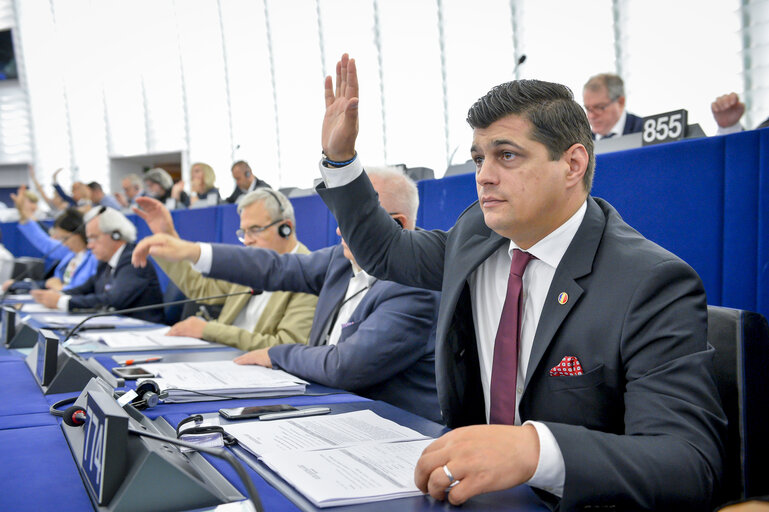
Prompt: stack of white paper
<box><xmin>28</xmin><ymin>313</ymin><xmax>151</xmax><ymax>328</ymax></box>
<box><xmin>77</xmin><ymin>327</ymin><xmax>211</xmax><ymax>349</ymax></box>
<box><xmin>223</xmin><ymin>410</ymin><xmax>434</xmax><ymax>507</ymax></box>
<box><xmin>137</xmin><ymin>360</ymin><xmax>309</xmax><ymax>402</ymax></box>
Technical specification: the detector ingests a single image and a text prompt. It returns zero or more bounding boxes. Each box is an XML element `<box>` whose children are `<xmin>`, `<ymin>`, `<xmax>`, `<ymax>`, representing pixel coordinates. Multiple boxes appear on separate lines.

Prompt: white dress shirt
<box><xmin>326</xmin><ymin>263</ymin><xmax>375</xmax><ymax>346</ymax></box>
<box><xmin>58</xmin><ymin>244</ymin><xmax>126</xmax><ymax>311</ymax></box>
<box><xmin>596</xmin><ymin>109</ymin><xmax>627</xmax><ymax>140</ymax></box>
<box><xmin>319</xmin><ymin>156</ymin><xmax>578</xmax><ymax>496</ymax></box>
<box><xmin>228</xmin><ymin>244</ymin><xmax>300</xmax><ymax>331</ymax></box>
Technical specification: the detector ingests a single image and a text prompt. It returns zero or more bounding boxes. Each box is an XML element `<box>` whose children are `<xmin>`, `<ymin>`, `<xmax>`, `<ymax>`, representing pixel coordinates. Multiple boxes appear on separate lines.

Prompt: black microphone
<box><xmin>62</xmin><ymin>288</ymin><xmax>261</xmax><ymax>343</ymax></box>
<box><xmin>2</xmin><ymin>206</ymin><xmax>107</xmax><ymax>299</ymax></box>
<box><xmin>514</xmin><ymin>54</ymin><xmax>526</xmax><ymax>72</ymax></box>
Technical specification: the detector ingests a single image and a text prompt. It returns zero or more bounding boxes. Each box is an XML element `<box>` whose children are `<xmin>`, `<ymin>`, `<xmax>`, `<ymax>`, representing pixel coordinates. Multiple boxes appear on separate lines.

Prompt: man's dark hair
<box><xmin>54</xmin><ymin>207</ymin><xmax>86</xmax><ymax>242</ymax></box>
<box><xmin>231</xmin><ymin>160</ymin><xmax>252</xmax><ymax>178</ymax></box>
<box><xmin>467</xmin><ymin>79</ymin><xmax>596</xmax><ymax>192</ymax></box>
<box><xmin>86</xmin><ymin>181</ymin><xmax>103</xmax><ymax>192</ymax></box>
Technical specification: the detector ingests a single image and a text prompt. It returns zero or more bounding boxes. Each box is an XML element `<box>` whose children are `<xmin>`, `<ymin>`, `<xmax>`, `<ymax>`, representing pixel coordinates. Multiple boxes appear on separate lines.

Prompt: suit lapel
<box><xmin>524</xmin><ymin>198</ymin><xmax>606</xmax><ymax>388</ymax></box>
<box><xmin>309</xmin><ymin>252</ymin><xmax>352</xmax><ymax>347</ymax></box>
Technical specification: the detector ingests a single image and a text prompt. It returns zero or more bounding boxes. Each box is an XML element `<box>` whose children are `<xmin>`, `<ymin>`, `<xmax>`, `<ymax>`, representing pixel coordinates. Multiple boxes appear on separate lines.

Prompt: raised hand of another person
<box><xmin>414</xmin><ymin>424</ymin><xmax>540</xmax><ymax>506</ymax></box>
<box><xmin>233</xmin><ymin>348</ymin><xmax>273</xmax><ymax>368</ymax></box>
<box><xmin>322</xmin><ymin>53</ymin><xmax>360</xmax><ymax>162</ymax></box>
<box><xmin>133</xmin><ymin>196</ymin><xmax>177</xmax><ymax>236</ymax></box>
<box><xmin>167</xmin><ymin>316</ymin><xmax>206</xmax><ymax>339</ymax></box>
<box><xmin>711</xmin><ymin>92</ymin><xmax>745</xmax><ymax>128</ymax></box>
<box><xmin>132</xmin><ymin>233</ymin><xmax>201</xmax><ymax>268</ymax></box>
<box><xmin>171</xmin><ymin>180</ymin><xmax>185</xmax><ymax>200</ymax></box>
<box><xmin>10</xmin><ymin>185</ymin><xmax>34</xmax><ymax>222</ymax></box>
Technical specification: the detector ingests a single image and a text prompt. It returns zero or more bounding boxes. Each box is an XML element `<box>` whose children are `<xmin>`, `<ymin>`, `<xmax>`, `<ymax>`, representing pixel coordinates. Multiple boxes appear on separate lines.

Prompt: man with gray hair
<box><xmin>133</xmin><ymin>169</ymin><xmax>441</xmax><ymax>422</ymax></box>
<box><xmin>582</xmin><ymin>73</ymin><xmax>644</xmax><ymax>140</ymax></box>
<box><xmin>30</xmin><ymin>207</ymin><xmax>164</xmax><ymax>323</ymax></box>
<box><xmin>132</xmin><ymin>189</ymin><xmax>317</xmax><ymax>350</ymax></box>
<box><xmin>115</xmin><ymin>173</ymin><xmax>144</xmax><ymax>210</ymax></box>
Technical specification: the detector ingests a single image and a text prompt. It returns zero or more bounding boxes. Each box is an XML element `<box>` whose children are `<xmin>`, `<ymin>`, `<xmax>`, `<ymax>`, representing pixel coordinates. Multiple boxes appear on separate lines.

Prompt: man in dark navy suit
<box><xmin>582</xmin><ymin>73</ymin><xmax>643</xmax><ymax>139</ymax></box>
<box><xmin>30</xmin><ymin>207</ymin><xmax>164</xmax><ymax>323</ymax></box>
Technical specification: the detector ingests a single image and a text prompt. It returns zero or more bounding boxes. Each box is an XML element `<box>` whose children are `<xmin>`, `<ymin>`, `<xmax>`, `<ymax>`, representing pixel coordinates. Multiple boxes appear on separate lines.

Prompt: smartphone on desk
<box><xmin>112</xmin><ymin>366</ymin><xmax>155</xmax><ymax>379</ymax></box>
<box><xmin>219</xmin><ymin>404</ymin><xmax>298</xmax><ymax>420</ymax></box>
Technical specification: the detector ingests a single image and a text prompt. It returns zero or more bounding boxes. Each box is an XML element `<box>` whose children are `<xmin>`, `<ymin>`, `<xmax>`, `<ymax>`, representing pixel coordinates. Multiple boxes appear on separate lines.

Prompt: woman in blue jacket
<box><xmin>3</xmin><ymin>206</ymin><xmax>98</xmax><ymax>292</ymax></box>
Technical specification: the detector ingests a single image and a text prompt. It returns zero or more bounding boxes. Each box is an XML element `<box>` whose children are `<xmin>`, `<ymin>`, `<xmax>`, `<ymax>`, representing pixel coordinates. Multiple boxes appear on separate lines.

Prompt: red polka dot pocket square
<box><xmin>549</xmin><ymin>356</ymin><xmax>583</xmax><ymax>376</ymax></box>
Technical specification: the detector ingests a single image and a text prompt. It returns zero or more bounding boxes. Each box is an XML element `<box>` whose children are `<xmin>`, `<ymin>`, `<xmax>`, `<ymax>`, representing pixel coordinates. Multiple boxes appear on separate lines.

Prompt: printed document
<box><xmin>223</xmin><ymin>410</ymin><xmax>434</xmax><ymax>507</ymax></box>
<box><xmin>137</xmin><ymin>360</ymin><xmax>308</xmax><ymax>402</ymax></box>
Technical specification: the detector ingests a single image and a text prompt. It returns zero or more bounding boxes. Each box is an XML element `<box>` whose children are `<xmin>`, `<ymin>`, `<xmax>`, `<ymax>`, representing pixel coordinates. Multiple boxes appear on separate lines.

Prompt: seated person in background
<box><xmin>583</xmin><ymin>73</ymin><xmax>643</xmax><ymax>139</ymax></box>
<box><xmin>0</xmin><ymin>230</ymin><xmax>13</xmax><ymax>283</ymax></box>
<box><xmin>143</xmin><ymin>167</ymin><xmax>190</xmax><ymax>209</ymax></box>
<box><xmin>187</xmin><ymin>162</ymin><xmax>221</xmax><ymax>208</ymax></box>
<box><xmin>226</xmin><ymin>160</ymin><xmax>272</xmax><ymax>204</ymax></box>
<box><xmin>711</xmin><ymin>92</ymin><xmax>769</xmax><ymax>135</ymax></box>
<box><xmin>318</xmin><ymin>54</ymin><xmax>724</xmax><ymax>509</ymax></box>
<box><xmin>133</xmin><ymin>168</ymin><xmax>441</xmax><ymax>422</ymax></box>
<box><xmin>4</xmin><ymin>196</ymin><xmax>97</xmax><ymax>292</ymax></box>
<box><xmin>87</xmin><ymin>181</ymin><xmax>122</xmax><ymax>211</ymax></box>
<box><xmin>31</xmin><ymin>207</ymin><xmax>164</xmax><ymax>323</ymax></box>
<box><xmin>114</xmin><ymin>173</ymin><xmax>144</xmax><ymax>210</ymax></box>
<box><xmin>132</xmin><ymin>189</ymin><xmax>317</xmax><ymax>350</ymax></box>
<box><xmin>52</xmin><ymin>168</ymin><xmax>92</xmax><ymax>210</ymax></box>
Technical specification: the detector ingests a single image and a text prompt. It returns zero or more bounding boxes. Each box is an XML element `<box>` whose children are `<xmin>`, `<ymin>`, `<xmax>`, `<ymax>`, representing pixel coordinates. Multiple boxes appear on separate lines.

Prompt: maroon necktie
<box><xmin>489</xmin><ymin>249</ymin><xmax>535</xmax><ymax>425</ymax></box>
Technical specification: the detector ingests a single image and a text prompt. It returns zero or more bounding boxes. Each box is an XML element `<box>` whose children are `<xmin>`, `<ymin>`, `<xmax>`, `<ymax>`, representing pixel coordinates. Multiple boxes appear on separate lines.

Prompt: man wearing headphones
<box><xmin>133</xmin><ymin>168</ymin><xmax>441</xmax><ymax>422</ymax></box>
<box><xmin>132</xmin><ymin>189</ymin><xmax>318</xmax><ymax>351</ymax></box>
<box><xmin>225</xmin><ymin>161</ymin><xmax>272</xmax><ymax>204</ymax></box>
<box><xmin>31</xmin><ymin>207</ymin><xmax>164</xmax><ymax>323</ymax></box>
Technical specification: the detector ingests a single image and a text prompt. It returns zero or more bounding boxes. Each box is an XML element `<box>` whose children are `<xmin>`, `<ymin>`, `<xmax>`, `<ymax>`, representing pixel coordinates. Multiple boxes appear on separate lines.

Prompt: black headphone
<box><xmin>263</xmin><ymin>188</ymin><xmax>292</xmax><ymax>238</ymax></box>
<box><xmin>131</xmin><ymin>380</ymin><xmax>168</xmax><ymax>409</ymax></box>
<box><xmin>175</xmin><ymin>414</ymin><xmax>236</xmax><ymax>446</ymax></box>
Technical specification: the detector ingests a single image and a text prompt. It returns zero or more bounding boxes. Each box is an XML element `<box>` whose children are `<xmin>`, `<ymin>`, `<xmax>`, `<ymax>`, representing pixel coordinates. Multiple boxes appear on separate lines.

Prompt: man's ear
<box><xmin>564</xmin><ymin>143</ymin><xmax>588</xmax><ymax>189</ymax></box>
<box><xmin>617</xmin><ymin>95</ymin><xmax>626</xmax><ymax>109</ymax></box>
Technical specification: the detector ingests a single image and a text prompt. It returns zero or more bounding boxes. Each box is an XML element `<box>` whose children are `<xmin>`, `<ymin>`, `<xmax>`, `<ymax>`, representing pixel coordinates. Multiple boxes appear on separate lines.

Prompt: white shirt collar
<box><xmin>508</xmin><ymin>200</ymin><xmax>587</xmax><ymax>270</ymax></box>
<box><xmin>600</xmin><ymin>108</ymin><xmax>627</xmax><ymax>140</ymax></box>
<box><xmin>107</xmin><ymin>243</ymin><xmax>126</xmax><ymax>269</ymax></box>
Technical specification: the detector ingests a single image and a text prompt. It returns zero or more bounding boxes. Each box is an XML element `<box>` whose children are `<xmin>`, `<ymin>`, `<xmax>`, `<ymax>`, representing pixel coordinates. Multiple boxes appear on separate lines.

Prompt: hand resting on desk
<box><xmin>233</xmin><ymin>348</ymin><xmax>273</xmax><ymax>368</ymax></box>
<box><xmin>414</xmin><ymin>424</ymin><xmax>540</xmax><ymax>506</ymax></box>
<box><xmin>30</xmin><ymin>288</ymin><xmax>62</xmax><ymax>309</ymax></box>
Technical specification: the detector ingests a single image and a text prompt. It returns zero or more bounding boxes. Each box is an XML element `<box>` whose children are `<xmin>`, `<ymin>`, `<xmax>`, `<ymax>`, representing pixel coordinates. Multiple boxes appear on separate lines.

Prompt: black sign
<box><xmin>82</xmin><ymin>391</ymin><xmax>127</xmax><ymax>505</ymax></box>
<box><xmin>641</xmin><ymin>109</ymin><xmax>688</xmax><ymax>146</ymax></box>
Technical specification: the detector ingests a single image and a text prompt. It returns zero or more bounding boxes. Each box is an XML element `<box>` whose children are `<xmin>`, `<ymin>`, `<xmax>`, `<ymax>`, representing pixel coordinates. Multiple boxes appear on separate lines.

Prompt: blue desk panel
<box><xmin>0</xmin><ymin>358</ymin><xmax>53</xmax><ymax>418</ymax></box>
<box><xmin>0</xmin><ymin>424</ymin><xmax>93</xmax><ymax>511</ymax></box>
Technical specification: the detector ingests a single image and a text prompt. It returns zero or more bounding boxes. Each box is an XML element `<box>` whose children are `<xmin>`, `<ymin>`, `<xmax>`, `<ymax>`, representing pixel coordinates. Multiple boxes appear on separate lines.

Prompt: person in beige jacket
<box><xmin>133</xmin><ymin>189</ymin><xmax>317</xmax><ymax>351</ymax></box>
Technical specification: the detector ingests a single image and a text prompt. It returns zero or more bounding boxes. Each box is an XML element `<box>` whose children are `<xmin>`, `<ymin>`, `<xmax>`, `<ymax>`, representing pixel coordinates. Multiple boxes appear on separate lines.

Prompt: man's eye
<box><xmin>473</xmin><ymin>156</ymin><xmax>484</xmax><ymax>168</ymax></box>
<box><xmin>501</xmin><ymin>151</ymin><xmax>516</xmax><ymax>161</ymax></box>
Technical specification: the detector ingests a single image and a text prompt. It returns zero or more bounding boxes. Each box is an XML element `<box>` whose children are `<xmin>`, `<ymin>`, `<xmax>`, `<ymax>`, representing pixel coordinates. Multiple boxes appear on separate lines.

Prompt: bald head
<box><xmin>367</xmin><ymin>167</ymin><xmax>419</xmax><ymax>230</ymax></box>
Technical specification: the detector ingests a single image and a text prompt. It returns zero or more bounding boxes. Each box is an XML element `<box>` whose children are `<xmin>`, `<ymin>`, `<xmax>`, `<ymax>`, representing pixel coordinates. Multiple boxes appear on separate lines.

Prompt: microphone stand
<box><xmin>62</xmin><ymin>289</ymin><xmax>258</xmax><ymax>344</ymax></box>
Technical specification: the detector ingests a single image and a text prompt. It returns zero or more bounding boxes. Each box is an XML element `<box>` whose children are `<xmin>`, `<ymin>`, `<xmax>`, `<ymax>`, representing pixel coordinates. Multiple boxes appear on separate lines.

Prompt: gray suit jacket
<box><xmin>318</xmin><ymin>172</ymin><xmax>726</xmax><ymax>510</ymax></box>
<box><xmin>204</xmin><ymin>243</ymin><xmax>441</xmax><ymax>422</ymax></box>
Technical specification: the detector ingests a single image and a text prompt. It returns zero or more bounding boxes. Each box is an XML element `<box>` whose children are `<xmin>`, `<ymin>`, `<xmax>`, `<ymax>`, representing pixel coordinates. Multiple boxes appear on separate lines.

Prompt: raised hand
<box><xmin>322</xmin><ymin>53</ymin><xmax>359</xmax><ymax>162</ymax></box>
<box><xmin>132</xmin><ymin>233</ymin><xmax>200</xmax><ymax>268</ymax></box>
<box><xmin>711</xmin><ymin>92</ymin><xmax>745</xmax><ymax>129</ymax></box>
<box><xmin>133</xmin><ymin>196</ymin><xmax>177</xmax><ymax>236</ymax></box>
<box><xmin>171</xmin><ymin>180</ymin><xmax>185</xmax><ymax>200</ymax></box>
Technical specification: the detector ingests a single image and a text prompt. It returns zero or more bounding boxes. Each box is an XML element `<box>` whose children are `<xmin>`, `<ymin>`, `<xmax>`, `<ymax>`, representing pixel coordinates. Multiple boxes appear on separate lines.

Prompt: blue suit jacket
<box><xmin>205</xmin><ymin>243</ymin><xmax>442</xmax><ymax>422</ymax></box>
<box><xmin>319</xmin><ymin>172</ymin><xmax>726</xmax><ymax>510</ymax></box>
<box><xmin>16</xmin><ymin>221</ymin><xmax>98</xmax><ymax>290</ymax></box>
<box><xmin>623</xmin><ymin>112</ymin><xmax>644</xmax><ymax>134</ymax></box>
<box><xmin>65</xmin><ymin>243</ymin><xmax>164</xmax><ymax>323</ymax></box>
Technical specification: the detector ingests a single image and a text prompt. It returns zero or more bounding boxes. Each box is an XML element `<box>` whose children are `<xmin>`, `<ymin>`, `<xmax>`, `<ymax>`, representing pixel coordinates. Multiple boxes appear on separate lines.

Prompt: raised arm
<box><xmin>133</xmin><ymin>196</ymin><xmax>178</xmax><ymax>237</ymax></box>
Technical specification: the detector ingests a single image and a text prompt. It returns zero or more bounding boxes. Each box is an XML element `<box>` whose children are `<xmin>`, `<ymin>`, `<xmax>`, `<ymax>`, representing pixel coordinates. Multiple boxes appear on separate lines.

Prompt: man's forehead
<box><xmin>471</xmin><ymin>114</ymin><xmax>533</xmax><ymax>149</ymax></box>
